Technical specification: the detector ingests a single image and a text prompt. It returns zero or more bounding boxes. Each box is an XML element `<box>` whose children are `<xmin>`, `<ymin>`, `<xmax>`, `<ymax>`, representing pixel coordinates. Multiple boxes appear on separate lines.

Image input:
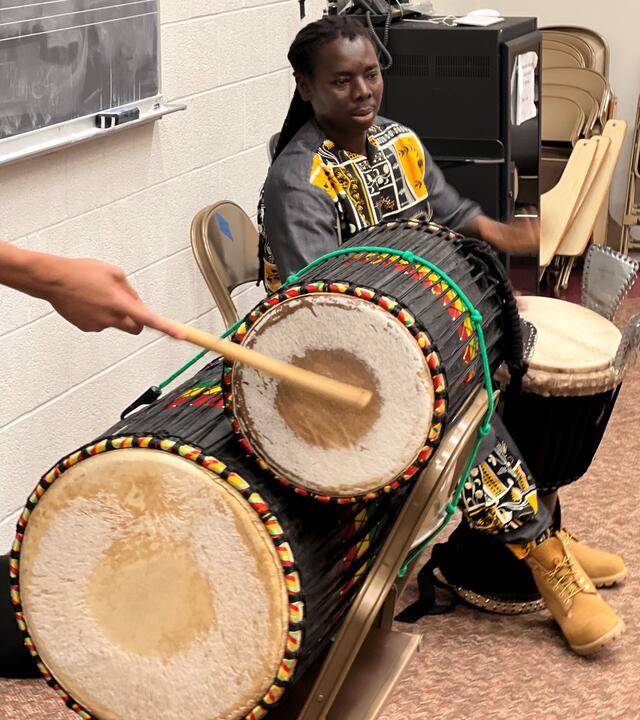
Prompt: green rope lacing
<box><xmin>153</xmin><ymin>244</ymin><xmax>494</xmax><ymax>578</ymax></box>
<box><xmin>284</xmin><ymin>246</ymin><xmax>495</xmax><ymax>578</ymax></box>
<box><xmin>155</xmin><ymin>318</ymin><xmax>243</xmax><ymax>390</ymax></box>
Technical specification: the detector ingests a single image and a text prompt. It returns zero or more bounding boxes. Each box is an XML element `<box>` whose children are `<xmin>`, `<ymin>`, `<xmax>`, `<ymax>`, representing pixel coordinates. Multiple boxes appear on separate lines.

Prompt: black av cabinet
<box><xmin>379</xmin><ymin>17</ymin><xmax>542</xmax><ymax>290</ymax></box>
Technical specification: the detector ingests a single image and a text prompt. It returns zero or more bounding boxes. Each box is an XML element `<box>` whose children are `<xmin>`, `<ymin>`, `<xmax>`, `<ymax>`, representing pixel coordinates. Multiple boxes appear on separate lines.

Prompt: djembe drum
<box><xmin>10</xmin><ymin>358</ymin><xmax>405</xmax><ymax>720</ymax></box>
<box><xmin>501</xmin><ymin>296</ymin><xmax>631</xmax><ymax>491</ymax></box>
<box><xmin>224</xmin><ymin>221</ymin><xmax>525</xmax><ymax>501</ymax></box>
<box><xmin>434</xmin><ymin>295</ymin><xmax>639</xmax><ymax>616</ymax></box>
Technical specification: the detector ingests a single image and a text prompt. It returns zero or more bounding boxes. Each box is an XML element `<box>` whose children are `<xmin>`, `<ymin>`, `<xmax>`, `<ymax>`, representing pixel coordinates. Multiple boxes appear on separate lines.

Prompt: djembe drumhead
<box><xmin>18</xmin><ymin>449</ymin><xmax>288</xmax><ymax>720</ymax></box>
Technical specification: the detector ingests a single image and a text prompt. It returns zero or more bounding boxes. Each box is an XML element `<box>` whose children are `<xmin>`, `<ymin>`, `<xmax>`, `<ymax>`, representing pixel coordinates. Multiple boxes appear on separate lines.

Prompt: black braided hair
<box><xmin>273</xmin><ymin>15</ymin><xmax>378</xmax><ymax>161</ymax></box>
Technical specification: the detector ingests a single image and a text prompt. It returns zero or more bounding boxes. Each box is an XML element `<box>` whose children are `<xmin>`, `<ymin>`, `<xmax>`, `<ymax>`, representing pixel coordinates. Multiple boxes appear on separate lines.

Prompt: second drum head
<box><xmin>231</xmin><ymin>293</ymin><xmax>434</xmax><ymax>498</ymax></box>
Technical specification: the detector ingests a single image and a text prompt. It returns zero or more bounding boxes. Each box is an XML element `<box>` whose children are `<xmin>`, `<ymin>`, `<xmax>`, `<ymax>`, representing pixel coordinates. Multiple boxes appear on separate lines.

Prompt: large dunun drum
<box><xmin>10</xmin><ymin>359</ymin><xmax>404</xmax><ymax>720</ymax></box>
<box><xmin>224</xmin><ymin>221</ymin><xmax>522</xmax><ymax>501</ymax></box>
<box><xmin>501</xmin><ymin>296</ymin><xmax>624</xmax><ymax>491</ymax></box>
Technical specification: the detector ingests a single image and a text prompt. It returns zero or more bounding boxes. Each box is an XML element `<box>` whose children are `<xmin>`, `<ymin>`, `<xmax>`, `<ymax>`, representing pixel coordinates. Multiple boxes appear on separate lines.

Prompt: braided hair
<box><xmin>273</xmin><ymin>15</ymin><xmax>377</xmax><ymax>161</ymax></box>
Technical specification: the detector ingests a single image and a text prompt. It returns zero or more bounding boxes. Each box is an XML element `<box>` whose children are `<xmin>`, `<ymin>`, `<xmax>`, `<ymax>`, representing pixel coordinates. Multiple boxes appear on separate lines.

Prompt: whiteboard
<box><xmin>0</xmin><ymin>0</ymin><xmax>180</xmax><ymax>165</ymax></box>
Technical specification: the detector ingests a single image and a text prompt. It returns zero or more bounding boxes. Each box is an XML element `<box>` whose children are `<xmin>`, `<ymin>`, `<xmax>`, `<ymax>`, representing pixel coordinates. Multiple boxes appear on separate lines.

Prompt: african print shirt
<box><xmin>259</xmin><ymin>116</ymin><xmax>482</xmax><ymax>291</ymax></box>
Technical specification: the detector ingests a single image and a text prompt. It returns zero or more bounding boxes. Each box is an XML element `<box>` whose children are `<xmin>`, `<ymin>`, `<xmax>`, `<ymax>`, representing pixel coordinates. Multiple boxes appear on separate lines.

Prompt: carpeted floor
<box><xmin>1</xmin><ymin>300</ymin><xmax>639</xmax><ymax>720</ymax></box>
<box><xmin>379</xmin><ymin>297</ymin><xmax>640</xmax><ymax>720</ymax></box>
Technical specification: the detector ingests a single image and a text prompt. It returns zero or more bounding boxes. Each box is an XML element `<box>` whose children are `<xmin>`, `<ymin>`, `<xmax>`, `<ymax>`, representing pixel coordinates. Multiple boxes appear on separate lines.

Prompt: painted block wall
<box><xmin>0</xmin><ymin>0</ymin><xmax>324</xmax><ymax>549</ymax></box>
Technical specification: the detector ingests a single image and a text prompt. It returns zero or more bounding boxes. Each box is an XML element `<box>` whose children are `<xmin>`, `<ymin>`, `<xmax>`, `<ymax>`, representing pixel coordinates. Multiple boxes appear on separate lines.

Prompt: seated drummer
<box><xmin>258</xmin><ymin>14</ymin><xmax>624</xmax><ymax>656</ymax></box>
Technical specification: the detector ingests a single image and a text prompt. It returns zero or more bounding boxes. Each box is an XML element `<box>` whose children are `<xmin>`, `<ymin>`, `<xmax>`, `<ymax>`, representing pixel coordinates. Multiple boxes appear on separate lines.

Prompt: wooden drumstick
<box><xmin>164</xmin><ymin>319</ymin><xmax>372</xmax><ymax>410</ymax></box>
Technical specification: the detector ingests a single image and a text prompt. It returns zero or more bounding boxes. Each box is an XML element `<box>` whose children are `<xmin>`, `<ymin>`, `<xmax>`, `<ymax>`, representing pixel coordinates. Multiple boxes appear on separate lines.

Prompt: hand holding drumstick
<box><xmin>0</xmin><ymin>244</ymin><xmax>369</xmax><ymax>409</ymax></box>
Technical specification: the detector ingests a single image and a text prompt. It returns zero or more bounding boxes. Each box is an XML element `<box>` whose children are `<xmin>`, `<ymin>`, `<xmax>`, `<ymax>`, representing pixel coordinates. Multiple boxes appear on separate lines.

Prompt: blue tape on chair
<box><xmin>215</xmin><ymin>212</ymin><xmax>234</xmax><ymax>242</ymax></box>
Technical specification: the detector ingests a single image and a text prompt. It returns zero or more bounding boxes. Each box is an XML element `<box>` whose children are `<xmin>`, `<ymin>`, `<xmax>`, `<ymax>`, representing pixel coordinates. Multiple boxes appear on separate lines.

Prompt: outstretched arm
<box><xmin>423</xmin><ymin>145</ymin><xmax>538</xmax><ymax>256</ymax></box>
<box><xmin>0</xmin><ymin>243</ymin><xmax>184</xmax><ymax>338</ymax></box>
<box><xmin>463</xmin><ymin>214</ymin><xmax>539</xmax><ymax>257</ymax></box>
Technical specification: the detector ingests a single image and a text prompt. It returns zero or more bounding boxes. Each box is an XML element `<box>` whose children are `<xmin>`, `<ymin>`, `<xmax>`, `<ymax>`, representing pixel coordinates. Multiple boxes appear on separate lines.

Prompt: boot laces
<box><xmin>562</xmin><ymin>528</ymin><xmax>580</xmax><ymax>543</ymax></box>
<box><xmin>545</xmin><ymin>554</ymin><xmax>588</xmax><ymax>604</ymax></box>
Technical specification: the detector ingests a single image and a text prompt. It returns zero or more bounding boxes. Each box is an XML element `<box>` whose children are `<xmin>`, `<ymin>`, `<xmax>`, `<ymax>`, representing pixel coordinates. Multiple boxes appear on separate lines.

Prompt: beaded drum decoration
<box><xmin>223</xmin><ymin>221</ymin><xmax>523</xmax><ymax>501</ymax></box>
<box><xmin>10</xmin><ymin>358</ymin><xmax>404</xmax><ymax>720</ymax></box>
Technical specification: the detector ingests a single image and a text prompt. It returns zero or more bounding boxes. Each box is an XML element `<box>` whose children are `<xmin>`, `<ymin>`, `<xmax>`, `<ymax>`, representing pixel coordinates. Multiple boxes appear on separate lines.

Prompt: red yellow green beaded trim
<box><xmin>222</xmin><ymin>279</ymin><xmax>458</xmax><ymax>502</ymax></box>
<box><xmin>8</xmin><ymin>436</ymin><xmax>304</xmax><ymax>720</ymax></box>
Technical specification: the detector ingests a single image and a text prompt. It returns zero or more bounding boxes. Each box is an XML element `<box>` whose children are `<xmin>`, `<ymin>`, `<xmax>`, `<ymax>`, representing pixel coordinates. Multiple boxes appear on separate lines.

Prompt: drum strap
<box><xmin>395</xmin><ymin>555</ymin><xmax>459</xmax><ymax>621</ymax></box>
<box><xmin>119</xmin><ymin>319</ymin><xmax>244</xmax><ymax>419</ymax></box>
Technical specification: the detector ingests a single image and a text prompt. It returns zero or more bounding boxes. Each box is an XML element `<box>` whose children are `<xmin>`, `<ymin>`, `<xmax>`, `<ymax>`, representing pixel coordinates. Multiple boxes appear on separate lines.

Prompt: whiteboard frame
<box><xmin>0</xmin><ymin>97</ymin><xmax>185</xmax><ymax>167</ymax></box>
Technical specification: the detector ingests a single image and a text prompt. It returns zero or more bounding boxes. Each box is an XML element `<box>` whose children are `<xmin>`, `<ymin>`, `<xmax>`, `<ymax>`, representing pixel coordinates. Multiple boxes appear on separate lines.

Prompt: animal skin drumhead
<box><xmin>231</xmin><ymin>294</ymin><xmax>435</xmax><ymax>497</ymax></box>
<box><xmin>18</xmin><ymin>449</ymin><xmax>288</xmax><ymax>720</ymax></box>
<box><xmin>521</xmin><ymin>296</ymin><xmax>621</xmax><ymax>373</ymax></box>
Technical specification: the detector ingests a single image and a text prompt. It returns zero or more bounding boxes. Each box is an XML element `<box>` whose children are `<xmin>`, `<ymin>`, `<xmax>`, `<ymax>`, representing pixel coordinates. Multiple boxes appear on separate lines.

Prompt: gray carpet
<box><xmin>1</xmin><ymin>300</ymin><xmax>639</xmax><ymax>720</ymax></box>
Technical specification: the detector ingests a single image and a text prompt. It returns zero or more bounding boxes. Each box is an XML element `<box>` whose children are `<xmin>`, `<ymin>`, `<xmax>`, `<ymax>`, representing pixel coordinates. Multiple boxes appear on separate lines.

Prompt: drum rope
<box><xmin>123</xmin><ymin>245</ymin><xmax>494</xmax><ymax>557</ymax></box>
<box><xmin>119</xmin><ymin>320</ymin><xmax>244</xmax><ymax>419</ymax></box>
<box><xmin>284</xmin><ymin>246</ymin><xmax>495</xmax><ymax>576</ymax></box>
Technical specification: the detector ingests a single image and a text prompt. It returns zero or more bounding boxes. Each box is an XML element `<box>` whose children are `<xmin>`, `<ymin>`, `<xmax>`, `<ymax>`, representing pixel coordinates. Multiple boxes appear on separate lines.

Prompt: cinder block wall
<box><xmin>0</xmin><ymin>0</ymin><xmax>323</xmax><ymax>548</ymax></box>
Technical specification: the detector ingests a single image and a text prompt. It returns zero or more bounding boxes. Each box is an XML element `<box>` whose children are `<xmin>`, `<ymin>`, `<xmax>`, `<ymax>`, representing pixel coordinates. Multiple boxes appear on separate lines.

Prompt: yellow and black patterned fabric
<box><xmin>259</xmin><ymin>117</ymin><xmax>482</xmax><ymax>292</ymax></box>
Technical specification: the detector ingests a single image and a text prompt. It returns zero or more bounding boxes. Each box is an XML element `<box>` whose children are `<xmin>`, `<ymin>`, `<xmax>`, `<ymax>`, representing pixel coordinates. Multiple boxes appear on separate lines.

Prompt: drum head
<box><xmin>18</xmin><ymin>448</ymin><xmax>288</xmax><ymax>720</ymax></box>
<box><xmin>521</xmin><ymin>296</ymin><xmax>621</xmax><ymax>373</ymax></box>
<box><xmin>231</xmin><ymin>293</ymin><xmax>435</xmax><ymax>497</ymax></box>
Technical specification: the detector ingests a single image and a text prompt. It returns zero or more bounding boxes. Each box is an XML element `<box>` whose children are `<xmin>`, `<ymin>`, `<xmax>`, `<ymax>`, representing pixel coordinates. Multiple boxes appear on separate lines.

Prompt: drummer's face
<box><xmin>297</xmin><ymin>36</ymin><xmax>383</xmax><ymax>140</ymax></box>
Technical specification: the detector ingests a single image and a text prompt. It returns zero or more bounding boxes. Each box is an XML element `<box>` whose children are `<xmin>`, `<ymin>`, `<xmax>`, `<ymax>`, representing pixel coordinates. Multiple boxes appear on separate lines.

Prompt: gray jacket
<box><xmin>260</xmin><ymin>116</ymin><xmax>482</xmax><ymax>289</ymax></box>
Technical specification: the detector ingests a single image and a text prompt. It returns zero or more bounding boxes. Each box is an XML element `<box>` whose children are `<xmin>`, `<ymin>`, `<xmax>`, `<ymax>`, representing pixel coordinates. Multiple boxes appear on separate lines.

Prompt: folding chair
<box><xmin>543</xmin><ymin>30</ymin><xmax>596</xmax><ymax>70</ymax></box>
<box><xmin>543</xmin><ymin>26</ymin><xmax>610</xmax><ymax>77</ymax></box>
<box><xmin>542</xmin><ymin>47</ymin><xmax>585</xmax><ymax>70</ymax></box>
<box><xmin>579</xmin><ymin>247</ymin><xmax>640</xmax><ymax>418</ymax></box>
<box><xmin>544</xmin><ymin>83</ymin><xmax>599</xmax><ymax>138</ymax></box>
<box><xmin>542</xmin><ymin>95</ymin><xmax>585</xmax><ymax>146</ymax></box>
<box><xmin>581</xmin><ymin>244</ymin><xmax>640</xmax><ymax>321</ymax></box>
<box><xmin>543</xmin><ymin>67</ymin><xmax>612</xmax><ymax>130</ymax></box>
<box><xmin>542</xmin><ymin>38</ymin><xmax>586</xmax><ymax>66</ymax></box>
<box><xmin>190</xmin><ymin>201</ymin><xmax>261</xmax><ymax>328</ymax></box>
<box><xmin>554</xmin><ymin>120</ymin><xmax>627</xmax><ymax>292</ymax></box>
<box><xmin>539</xmin><ymin>137</ymin><xmax>599</xmax><ymax>270</ymax></box>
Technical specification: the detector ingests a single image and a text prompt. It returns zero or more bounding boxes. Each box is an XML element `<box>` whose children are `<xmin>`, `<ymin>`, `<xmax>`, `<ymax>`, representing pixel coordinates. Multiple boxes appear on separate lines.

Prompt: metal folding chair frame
<box><xmin>190</xmin><ymin>200</ymin><xmax>260</xmax><ymax>328</ymax></box>
<box><xmin>190</xmin><ymin>201</ymin><xmax>494</xmax><ymax>718</ymax></box>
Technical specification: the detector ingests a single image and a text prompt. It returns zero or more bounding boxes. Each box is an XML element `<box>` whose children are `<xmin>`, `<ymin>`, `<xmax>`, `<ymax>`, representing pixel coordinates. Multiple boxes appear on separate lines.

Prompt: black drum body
<box><xmin>500</xmin><ymin>296</ymin><xmax>624</xmax><ymax>493</ymax></box>
<box><xmin>224</xmin><ymin>221</ymin><xmax>521</xmax><ymax>501</ymax></box>
<box><xmin>10</xmin><ymin>358</ymin><xmax>404</xmax><ymax>720</ymax></box>
<box><xmin>502</xmin><ymin>386</ymin><xmax>621</xmax><ymax>491</ymax></box>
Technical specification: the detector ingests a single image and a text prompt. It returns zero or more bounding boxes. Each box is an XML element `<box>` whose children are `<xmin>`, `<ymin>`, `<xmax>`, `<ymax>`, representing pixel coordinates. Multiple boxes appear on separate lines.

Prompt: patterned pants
<box><xmin>460</xmin><ymin>414</ymin><xmax>552</xmax><ymax>558</ymax></box>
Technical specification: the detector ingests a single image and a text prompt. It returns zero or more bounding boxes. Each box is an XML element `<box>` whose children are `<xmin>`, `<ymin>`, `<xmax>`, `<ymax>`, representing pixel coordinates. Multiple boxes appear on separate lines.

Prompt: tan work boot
<box><xmin>558</xmin><ymin>529</ymin><xmax>627</xmax><ymax>587</ymax></box>
<box><xmin>526</xmin><ymin>533</ymin><xmax>624</xmax><ymax>656</ymax></box>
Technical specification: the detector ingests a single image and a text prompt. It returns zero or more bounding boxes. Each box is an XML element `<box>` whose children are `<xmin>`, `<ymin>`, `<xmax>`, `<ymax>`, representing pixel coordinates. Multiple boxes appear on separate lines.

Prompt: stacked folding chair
<box><xmin>541</xmin><ymin>27</ymin><xmax>613</xmax><ymax>186</ymax></box>
<box><xmin>620</xmin><ymin>94</ymin><xmax>640</xmax><ymax>254</ymax></box>
<box><xmin>539</xmin><ymin>26</ymin><xmax>624</xmax><ymax>290</ymax></box>
<box><xmin>540</xmin><ymin>120</ymin><xmax>627</xmax><ymax>295</ymax></box>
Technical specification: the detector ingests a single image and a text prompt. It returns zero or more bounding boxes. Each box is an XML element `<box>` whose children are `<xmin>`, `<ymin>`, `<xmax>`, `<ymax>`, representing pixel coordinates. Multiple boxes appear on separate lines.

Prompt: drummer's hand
<box><xmin>515</xmin><ymin>293</ymin><xmax>529</xmax><ymax>312</ymax></box>
<box><xmin>465</xmin><ymin>215</ymin><xmax>539</xmax><ymax>256</ymax></box>
<box><xmin>43</xmin><ymin>256</ymin><xmax>186</xmax><ymax>338</ymax></box>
